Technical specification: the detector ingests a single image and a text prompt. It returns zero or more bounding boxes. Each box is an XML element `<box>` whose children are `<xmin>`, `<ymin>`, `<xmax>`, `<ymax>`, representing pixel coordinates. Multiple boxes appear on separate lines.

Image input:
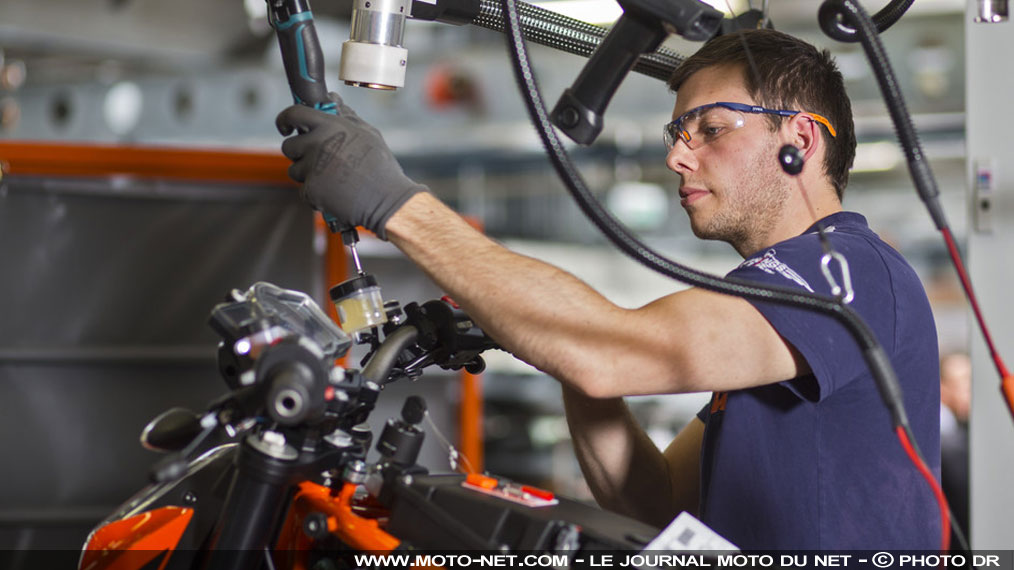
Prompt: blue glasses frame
<box><xmin>664</xmin><ymin>101</ymin><xmax>837</xmax><ymax>151</ymax></box>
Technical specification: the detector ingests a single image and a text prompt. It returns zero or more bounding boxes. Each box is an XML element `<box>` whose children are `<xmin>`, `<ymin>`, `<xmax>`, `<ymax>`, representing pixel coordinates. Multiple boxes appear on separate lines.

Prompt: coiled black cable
<box><xmin>819</xmin><ymin>0</ymin><xmax>977</xmax><ymax>553</ymax></box>
<box><xmin>472</xmin><ymin>0</ymin><xmax>684</xmax><ymax>81</ymax></box>
<box><xmin>822</xmin><ymin>0</ymin><xmax>945</xmax><ymax>229</ymax></box>
<box><xmin>497</xmin><ymin>0</ymin><xmax>912</xmax><ymax>432</ymax></box>
<box><xmin>819</xmin><ymin>0</ymin><xmax>915</xmax><ymax>42</ymax></box>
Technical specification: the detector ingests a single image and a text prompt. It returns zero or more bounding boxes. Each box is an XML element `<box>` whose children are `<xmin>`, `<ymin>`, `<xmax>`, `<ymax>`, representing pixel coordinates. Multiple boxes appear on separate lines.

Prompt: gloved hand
<box><xmin>275</xmin><ymin>94</ymin><xmax>426</xmax><ymax>240</ymax></box>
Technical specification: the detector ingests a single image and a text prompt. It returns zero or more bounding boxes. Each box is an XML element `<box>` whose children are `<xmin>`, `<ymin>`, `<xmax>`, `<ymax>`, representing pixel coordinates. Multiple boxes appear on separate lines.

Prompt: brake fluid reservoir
<box><xmin>329</xmin><ymin>274</ymin><xmax>388</xmax><ymax>334</ymax></box>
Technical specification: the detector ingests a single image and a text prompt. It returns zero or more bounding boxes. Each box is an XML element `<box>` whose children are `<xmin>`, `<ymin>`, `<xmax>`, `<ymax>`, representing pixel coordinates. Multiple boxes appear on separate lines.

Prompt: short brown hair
<box><xmin>668</xmin><ymin>29</ymin><xmax>856</xmax><ymax>200</ymax></box>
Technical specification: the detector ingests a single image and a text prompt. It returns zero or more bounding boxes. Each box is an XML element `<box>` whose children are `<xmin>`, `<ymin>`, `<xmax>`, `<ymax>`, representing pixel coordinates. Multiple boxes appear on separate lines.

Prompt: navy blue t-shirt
<box><xmin>696</xmin><ymin>211</ymin><xmax>941</xmax><ymax>550</ymax></box>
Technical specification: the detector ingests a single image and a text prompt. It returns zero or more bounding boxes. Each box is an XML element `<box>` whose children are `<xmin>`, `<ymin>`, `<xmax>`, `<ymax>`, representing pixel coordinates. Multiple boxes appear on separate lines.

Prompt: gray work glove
<box><xmin>275</xmin><ymin>95</ymin><xmax>425</xmax><ymax>240</ymax></box>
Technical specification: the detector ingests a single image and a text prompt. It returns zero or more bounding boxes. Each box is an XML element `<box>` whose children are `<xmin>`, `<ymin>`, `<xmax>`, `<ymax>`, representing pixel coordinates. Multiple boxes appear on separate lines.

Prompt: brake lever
<box><xmin>400</xmin><ymin>352</ymin><xmax>436</xmax><ymax>376</ymax></box>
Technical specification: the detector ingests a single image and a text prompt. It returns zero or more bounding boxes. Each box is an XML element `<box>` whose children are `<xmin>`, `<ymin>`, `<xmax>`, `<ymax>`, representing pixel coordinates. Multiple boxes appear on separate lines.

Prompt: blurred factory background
<box><xmin>1</xmin><ymin>0</ymin><xmax>1011</xmax><ymax>553</ymax></box>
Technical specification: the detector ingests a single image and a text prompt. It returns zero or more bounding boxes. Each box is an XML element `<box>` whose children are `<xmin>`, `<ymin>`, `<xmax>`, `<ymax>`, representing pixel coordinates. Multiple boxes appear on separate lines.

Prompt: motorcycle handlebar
<box><xmin>362</xmin><ymin>325</ymin><xmax>420</xmax><ymax>385</ymax></box>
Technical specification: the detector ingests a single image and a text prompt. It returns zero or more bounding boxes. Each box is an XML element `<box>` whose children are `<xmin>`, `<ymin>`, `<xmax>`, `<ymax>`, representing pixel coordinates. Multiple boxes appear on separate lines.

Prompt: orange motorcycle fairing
<box><xmin>79</xmin><ymin>506</ymin><xmax>194</xmax><ymax>570</ymax></box>
<box><xmin>274</xmin><ymin>481</ymin><xmax>401</xmax><ymax>570</ymax></box>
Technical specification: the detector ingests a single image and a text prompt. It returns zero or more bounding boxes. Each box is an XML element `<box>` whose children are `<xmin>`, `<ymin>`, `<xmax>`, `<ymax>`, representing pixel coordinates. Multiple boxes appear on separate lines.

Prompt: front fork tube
<box><xmin>204</xmin><ymin>441</ymin><xmax>297</xmax><ymax>570</ymax></box>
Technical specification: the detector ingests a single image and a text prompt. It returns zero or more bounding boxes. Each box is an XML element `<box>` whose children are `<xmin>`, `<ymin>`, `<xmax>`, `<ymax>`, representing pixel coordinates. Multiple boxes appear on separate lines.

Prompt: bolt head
<box><xmin>262</xmin><ymin>430</ymin><xmax>286</xmax><ymax>448</ymax></box>
<box><xmin>559</xmin><ymin>108</ymin><xmax>580</xmax><ymax>128</ymax></box>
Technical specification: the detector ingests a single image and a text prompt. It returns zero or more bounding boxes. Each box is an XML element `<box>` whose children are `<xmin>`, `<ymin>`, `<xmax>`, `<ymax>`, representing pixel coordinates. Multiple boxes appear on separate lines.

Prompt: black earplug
<box><xmin>779</xmin><ymin>144</ymin><xmax>805</xmax><ymax>176</ymax></box>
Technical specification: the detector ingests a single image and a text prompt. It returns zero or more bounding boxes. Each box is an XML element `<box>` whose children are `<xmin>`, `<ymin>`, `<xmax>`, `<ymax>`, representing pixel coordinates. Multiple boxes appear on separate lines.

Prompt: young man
<box><xmin>276</xmin><ymin>29</ymin><xmax>941</xmax><ymax>550</ymax></box>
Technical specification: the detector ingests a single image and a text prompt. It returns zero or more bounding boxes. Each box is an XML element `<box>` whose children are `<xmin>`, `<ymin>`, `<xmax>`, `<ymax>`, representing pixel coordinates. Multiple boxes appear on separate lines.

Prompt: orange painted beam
<box><xmin>460</xmin><ymin>370</ymin><xmax>484</xmax><ymax>474</ymax></box>
<box><xmin>0</xmin><ymin>140</ymin><xmax>487</xmax><ymax>465</ymax></box>
<box><xmin>0</xmin><ymin>141</ymin><xmax>293</xmax><ymax>185</ymax></box>
<box><xmin>458</xmin><ymin>216</ymin><xmax>486</xmax><ymax>474</ymax></box>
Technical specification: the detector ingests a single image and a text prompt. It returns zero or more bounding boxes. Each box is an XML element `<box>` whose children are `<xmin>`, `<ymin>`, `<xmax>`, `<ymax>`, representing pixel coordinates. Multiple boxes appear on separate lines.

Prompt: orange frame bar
<box><xmin>0</xmin><ymin>141</ymin><xmax>293</xmax><ymax>184</ymax></box>
<box><xmin>1</xmin><ymin>139</ymin><xmax>484</xmax><ymax>467</ymax></box>
<box><xmin>460</xmin><ymin>370</ymin><xmax>484</xmax><ymax>473</ymax></box>
<box><xmin>458</xmin><ymin>216</ymin><xmax>486</xmax><ymax>474</ymax></box>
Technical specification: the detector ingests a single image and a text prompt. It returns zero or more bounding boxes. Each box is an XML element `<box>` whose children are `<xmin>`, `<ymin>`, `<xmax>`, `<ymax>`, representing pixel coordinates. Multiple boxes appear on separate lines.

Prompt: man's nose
<box><xmin>665</xmin><ymin>138</ymin><xmax>698</xmax><ymax>175</ymax></box>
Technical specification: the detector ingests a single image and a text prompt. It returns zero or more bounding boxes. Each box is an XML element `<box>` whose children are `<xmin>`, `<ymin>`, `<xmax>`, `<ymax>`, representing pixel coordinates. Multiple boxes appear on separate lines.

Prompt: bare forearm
<box><xmin>386</xmin><ymin>193</ymin><xmax>626</xmax><ymax>394</ymax></box>
<box><xmin>562</xmin><ymin>385</ymin><xmax>686</xmax><ymax>527</ymax></box>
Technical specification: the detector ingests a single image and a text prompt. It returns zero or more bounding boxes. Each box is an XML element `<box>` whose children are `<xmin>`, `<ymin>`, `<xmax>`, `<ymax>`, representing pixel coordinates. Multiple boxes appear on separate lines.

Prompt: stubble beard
<box><xmin>690</xmin><ymin>143</ymin><xmax>791</xmax><ymax>256</ymax></box>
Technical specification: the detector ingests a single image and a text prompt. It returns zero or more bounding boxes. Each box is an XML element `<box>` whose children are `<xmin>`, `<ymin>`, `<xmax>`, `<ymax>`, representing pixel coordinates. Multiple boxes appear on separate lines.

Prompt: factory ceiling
<box><xmin>0</xmin><ymin>0</ymin><xmax>965</xmax><ymax>82</ymax></box>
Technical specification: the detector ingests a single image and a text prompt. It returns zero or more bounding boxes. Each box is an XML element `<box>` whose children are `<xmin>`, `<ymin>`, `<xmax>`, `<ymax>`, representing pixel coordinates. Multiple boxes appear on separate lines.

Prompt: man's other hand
<box><xmin>275</xmin><ymin>94</ymin><xmax>425</xmax><ymax>240</ymax></box>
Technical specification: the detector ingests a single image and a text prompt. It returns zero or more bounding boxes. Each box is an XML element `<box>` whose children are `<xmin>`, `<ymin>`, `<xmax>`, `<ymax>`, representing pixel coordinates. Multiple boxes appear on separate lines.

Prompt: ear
<box><xmin>784</xmin><ymin>113</ymin><xmax>822</xmax><ymax>164</ymax></box>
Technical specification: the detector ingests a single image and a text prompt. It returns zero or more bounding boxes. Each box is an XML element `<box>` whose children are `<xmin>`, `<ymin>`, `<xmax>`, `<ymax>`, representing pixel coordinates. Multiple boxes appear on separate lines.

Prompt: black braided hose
<box><xmin>497</xmin><ymin>0</ymin><xmax>911</xmax><ymax>430</ymax></box>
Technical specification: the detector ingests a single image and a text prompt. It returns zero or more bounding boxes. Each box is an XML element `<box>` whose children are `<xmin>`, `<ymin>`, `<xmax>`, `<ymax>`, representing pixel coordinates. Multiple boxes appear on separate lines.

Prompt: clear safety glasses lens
<box><xmin>664</xmin><ymin>106</ymin><xmax>747</xmax><ymax>151</ymax></box>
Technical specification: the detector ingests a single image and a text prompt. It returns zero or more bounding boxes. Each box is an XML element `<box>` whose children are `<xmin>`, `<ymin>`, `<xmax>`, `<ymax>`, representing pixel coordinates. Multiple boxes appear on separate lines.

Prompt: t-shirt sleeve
<box><xmin>725</xmin><ymin>245</ymin><xmax>872</xmax><ymax>402</ymax></box>
<box><xmin>697</xmin><ymin>401</ymin><xmax>710</xmax><ymax>422</ymax></box>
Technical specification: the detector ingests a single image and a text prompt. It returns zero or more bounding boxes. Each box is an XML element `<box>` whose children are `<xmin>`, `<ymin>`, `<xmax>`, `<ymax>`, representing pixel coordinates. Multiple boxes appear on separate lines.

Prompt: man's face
<box><xmin>666</xmin><ymin>65</ymin><xmax>792</xmax><ymax>253</ymax></box>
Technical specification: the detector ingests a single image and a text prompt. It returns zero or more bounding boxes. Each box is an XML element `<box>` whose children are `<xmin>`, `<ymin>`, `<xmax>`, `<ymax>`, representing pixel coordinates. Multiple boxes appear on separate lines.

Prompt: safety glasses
<box><xmin>663</xmin><ymin>102</ymin><xmax>837</xmax><ymax>151</ymax></box>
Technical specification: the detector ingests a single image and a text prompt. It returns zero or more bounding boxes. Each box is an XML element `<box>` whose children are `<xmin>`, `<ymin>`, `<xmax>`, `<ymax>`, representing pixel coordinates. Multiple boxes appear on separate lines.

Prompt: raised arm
<box><xmin>387</xmin><ymin>193</ymin><xmax>808</xmax><ymax>399</ymax></box>
<box><xmin>276</xmin><ymin>99</ymin><xmax>806</xmax><ymax>397</ymax></box>
<box><xmin>562</xmin><ymin>385</ymin><xmax>703</xmax><ymax>527</ymax></box>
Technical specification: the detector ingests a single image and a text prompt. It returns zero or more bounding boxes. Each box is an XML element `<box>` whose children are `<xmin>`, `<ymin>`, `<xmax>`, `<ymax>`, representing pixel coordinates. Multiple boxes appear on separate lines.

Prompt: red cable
<box><xmin>940</xmin><ymin>228</ymin><xmax>1014</xmax><ymax>419</ymax></box>
<box><xmin>895</xmin><ymin>426</ymin><xmax>950</xmax><ymax>552</ymax></box>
